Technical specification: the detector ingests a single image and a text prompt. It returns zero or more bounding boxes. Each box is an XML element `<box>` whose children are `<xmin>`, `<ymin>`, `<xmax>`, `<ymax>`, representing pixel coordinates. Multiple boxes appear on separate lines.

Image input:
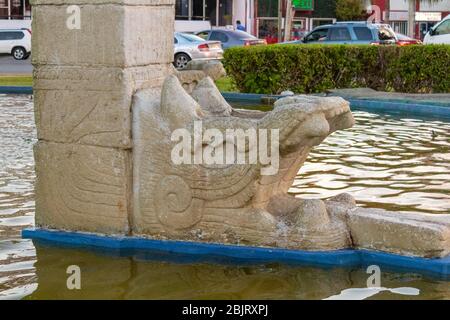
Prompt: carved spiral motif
<box><xmin>155</xmin><ymin>175</ymin><xmax>204</xmax><ymax>230</ymax></box>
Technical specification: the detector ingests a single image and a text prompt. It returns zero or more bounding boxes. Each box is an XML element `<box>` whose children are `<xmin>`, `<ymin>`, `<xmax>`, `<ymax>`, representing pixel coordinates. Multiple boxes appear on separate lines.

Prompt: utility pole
<box><xmin>277</xmin><ymin>0</ymin><xmax>283</xmax><ymax>42</ymax></box>
<box><xmin>385</xmin><ymin>0</ymin><xmax>390</xmax><ymax>24</ymax></box>
<box><xmin>407</xmin><ymin>0</ymin><xmax>416</xmax><ymax>38</ymax></box>
<box><xmin>284</xmin><ymin>0</ymin><xmax>293</xmax><ymax>42</ymax></box>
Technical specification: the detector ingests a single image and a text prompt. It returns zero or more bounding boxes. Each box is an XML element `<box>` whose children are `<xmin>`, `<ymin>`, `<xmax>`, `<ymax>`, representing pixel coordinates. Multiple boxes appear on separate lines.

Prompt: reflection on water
<box><xmin>21</xmin><ymin>242</ymin><xmax>449</xmax><ymax>300</ymax></box>
<box><xmin>0</xmin><ymin>95</ymin><xmax>36</xmax><ymax>300</ymax></box>
<box><xmin>0</xmin><ymin>95</ymin><xmax>449</xmax><ymax>299</ymax></box>
<box><xmin>324</xmin><ymin>286</ymin><xmax>420</xmax><ymax>300</ymax></box>
<box><xmin>291</xmin><ymin>112</ymin><xmax>450</xmax><ymax>214</ymax></box>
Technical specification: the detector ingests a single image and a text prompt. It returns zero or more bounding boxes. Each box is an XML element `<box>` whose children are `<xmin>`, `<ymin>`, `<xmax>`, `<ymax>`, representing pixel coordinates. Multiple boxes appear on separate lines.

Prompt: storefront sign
<box><xmin>293</xmin><ymin>0</ymin><xmax>313</xmax><ymax>11</ymax></box>
<box><xmin>389</xmin><ymin>11</ymin><xmax>408</xmax><ymax>21</ymax></box>
<box><xmin>415</xmin><ymin>12</ymin><xmax>442</xmax><ymax>21</ymax></box>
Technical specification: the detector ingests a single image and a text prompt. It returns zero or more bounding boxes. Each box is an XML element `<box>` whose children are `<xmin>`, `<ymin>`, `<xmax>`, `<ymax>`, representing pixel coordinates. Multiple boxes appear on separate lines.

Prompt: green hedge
<box><xmin>223</xmin><ymin>44</ymin><xmax>450</xmax><ymax>94</ymax></box>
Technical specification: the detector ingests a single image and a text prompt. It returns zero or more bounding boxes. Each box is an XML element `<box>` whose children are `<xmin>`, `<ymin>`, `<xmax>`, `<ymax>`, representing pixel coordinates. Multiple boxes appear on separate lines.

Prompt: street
<box><xmin>0</xmin><ymin>55</ymin><xmax>33</xmax><ymax>75</ymax></box>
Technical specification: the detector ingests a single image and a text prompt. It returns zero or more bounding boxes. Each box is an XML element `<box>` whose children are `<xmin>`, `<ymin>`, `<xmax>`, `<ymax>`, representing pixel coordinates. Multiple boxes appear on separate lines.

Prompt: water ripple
<box><xmin>291</xmin><ymin>111</ymin><xmax>450</xmax><ymax>214</ymax></box>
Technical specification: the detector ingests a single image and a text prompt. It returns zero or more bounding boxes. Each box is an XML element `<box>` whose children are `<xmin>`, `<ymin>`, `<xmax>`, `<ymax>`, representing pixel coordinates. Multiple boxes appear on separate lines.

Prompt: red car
<box><xmin>396</xmin><ymin>33</ymin><xmax>422</xmax><ymax>46</ymax></box>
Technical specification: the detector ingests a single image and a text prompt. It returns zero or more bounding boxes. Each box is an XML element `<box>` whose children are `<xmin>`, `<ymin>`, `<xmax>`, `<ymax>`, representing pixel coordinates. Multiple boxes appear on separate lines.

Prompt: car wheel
<box><xmin>12</xmin><ymin>47</ymin><xmax>26</xmax><ymax>60</ymax></box>
<box><xmin>174</xmin><ymin>53</ymin><xmax>191</xmax><ymax>70</ymax></box>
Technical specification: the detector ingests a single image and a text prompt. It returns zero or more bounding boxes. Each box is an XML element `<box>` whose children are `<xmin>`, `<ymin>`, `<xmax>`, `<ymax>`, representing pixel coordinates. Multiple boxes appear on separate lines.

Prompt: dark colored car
<box><xmin>282</xmin><ymin>22</ymin><xmax>397</xmax><ymax>45</ymax></box>
<box><xmin>195</xmin><ymin>29</ymin><xmax>266</xmax><ymax>49</ymax></box>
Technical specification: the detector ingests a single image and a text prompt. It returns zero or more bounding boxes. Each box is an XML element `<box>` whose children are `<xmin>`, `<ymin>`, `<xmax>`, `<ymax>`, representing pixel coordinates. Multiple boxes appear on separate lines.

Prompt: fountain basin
<box><xmin>1</xmin><ymin>93</ymin><xmax>450</xmax><ymax>299</ymax></box>
<box><xmin>22</xmin><ymin>228</ymin><xmax>450</xmax><ymax>278</ymax></box>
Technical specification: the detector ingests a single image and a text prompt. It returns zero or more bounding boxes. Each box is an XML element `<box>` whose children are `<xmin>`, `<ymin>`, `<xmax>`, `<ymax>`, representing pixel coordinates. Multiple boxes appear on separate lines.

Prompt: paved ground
<box><xmin>0</xmin><ymin>55</ymin><xmax>32</xmax><ymax>75</ymax></box>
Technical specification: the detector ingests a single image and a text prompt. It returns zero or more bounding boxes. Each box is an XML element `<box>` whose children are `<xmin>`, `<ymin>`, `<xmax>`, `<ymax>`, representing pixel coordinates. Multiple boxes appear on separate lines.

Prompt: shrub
<box><xmin>223</xmin><ymin>44</ymin><xmax>450</xmax><ymax>94</ymax></box>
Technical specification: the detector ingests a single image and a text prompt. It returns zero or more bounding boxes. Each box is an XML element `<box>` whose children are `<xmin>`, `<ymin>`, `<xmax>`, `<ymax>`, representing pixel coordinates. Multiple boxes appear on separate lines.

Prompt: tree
<box><xmin>336</xmin><ymin>0</ymin><xmax>366</xmax><ymax>21</ymax></box>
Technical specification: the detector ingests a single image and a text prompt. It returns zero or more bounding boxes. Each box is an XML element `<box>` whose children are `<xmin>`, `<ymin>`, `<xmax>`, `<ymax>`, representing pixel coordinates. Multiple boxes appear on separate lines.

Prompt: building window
<box><xmin>258</xmin><ymin>0</ymin><xmax>278</xmax><ymax>18</ymax></box>
<box><xmin>205</xmin><ymin>0</ymin><xmax>217</xmax><ymax>25</ymax></box>
<box><xmin>0</xmin><ymin>0</ymin><xmax>31</xmax><ymax>19</ymax></box>
<box><xmin>0</xmin><ymin>0</ymin><xmax>8</xmax><ymax>20</ymax></box>
<box><xmin>391</xmin><ymin>21</ymin><xmax>408</xmax><ymax>35</ymax></box>
<box><xmin>192</xmin><ymin>0</ymin><xmax>205</xmax><ymax>20</ymax></box>
<box><xmin>176</xmin><ymin>0</ymin><xmax>189</xmax><ymax>20</ymax></box>
<box><xmin>174</xmin><ymin>0</ymin><xmax>232</xmax><ymax>26</ymax></box>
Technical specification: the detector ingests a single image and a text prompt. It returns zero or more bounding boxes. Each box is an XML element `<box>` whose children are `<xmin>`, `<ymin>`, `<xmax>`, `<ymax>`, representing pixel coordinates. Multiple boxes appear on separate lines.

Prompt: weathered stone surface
<box><xmin>173</xmin><ymin>60</ymin><xmax>227</xmax><ymax>94</ymax></box>
<box><xmin>34</xmin><ymin>89</ymin><xmax>132</xmax><ymax>148</ymax></box>
<box><xmin>185</xmin><ymin>60</ymin><xmax>226</xmax><ymax>81</ymax></box>
<box><xmin>132</xmin><ymin>76</ymin><xmax>355</xmax><ymax>250</ymax></box>
<box><xmin>34</xmin><ymin>64</ymin><xmax>169</xmax><ymax>148</ymax></box>
<box><xmin>130</xmin><ymin>76</ymin><xmax>450</xmax><ymax>257</ymax></box>
<box><xmin>34</xmin><ymin>141</ymin><xmax>131</xmax><ymax>234</ymax></box>
<box><xmin>174</xmin><ymin>68</ymin><xmax>207</xmax><ymax>94</ymax></box>
<box><xmin>32</xmin><ymin>5</ymin><xmax>173</xmax><ymax>67</ymax></box>
<box><xmin>191</xmin><ymin>77</ymin><xmax>233</xmax><ymax>117</ymax></box>
<box><xmin>348</xmin><ymin>208</ymin><xmax>450</xmax><ymax>258</ymax></box>
<box><xmin>33</xmin><ymin>64</ymin><xmax>170</xmax><ymax>92</ymax></box>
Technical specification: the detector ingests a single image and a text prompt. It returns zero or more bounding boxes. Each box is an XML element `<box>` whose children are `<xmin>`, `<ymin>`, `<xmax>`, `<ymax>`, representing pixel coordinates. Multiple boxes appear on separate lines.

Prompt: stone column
<box><xmin>31</xmin><ymin>0</ymin><xmax>174</xmax><ymax>234</ymax></box>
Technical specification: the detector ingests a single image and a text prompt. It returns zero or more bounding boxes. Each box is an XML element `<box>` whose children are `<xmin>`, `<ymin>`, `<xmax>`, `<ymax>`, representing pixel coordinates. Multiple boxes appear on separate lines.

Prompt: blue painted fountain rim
<box><xmin>222</xmin><ymin>92</ymin><xmax>450</xmax><ymax>119</ymax></box>
<box><xmin>0</xmin><ymin>86</ymin><xmax>32</xmax><ymax>94</ymax></box>
<box><xmin>2</xmin><ymin>87</ymin><xmax>449</xmax><ymax>119</ymax></box>
<box><xmin>23</xmin><ymin>228</ymin><xmax>450</xmax><ymax>278</ymax></box>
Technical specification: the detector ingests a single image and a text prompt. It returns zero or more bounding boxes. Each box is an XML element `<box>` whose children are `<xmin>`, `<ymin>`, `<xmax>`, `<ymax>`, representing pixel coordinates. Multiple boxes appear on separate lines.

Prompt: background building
<box><xmin>2</xmin><ymin>0</ymin><xmax>448</xmax><ymax>40</ymax></box>
<box><xmin>175</xmin><ymin>0</ymin><xmax>252</xmax><ymax>32</ymax></box>
<box><xmin>253</xmin><ymin>0</ymin><xmax>338</xmax><ymax>42</ymax></box>
<box><xmin>371</xmin><ymin>0</ymin><xmax>450</xmax><ymax>39</ymax></box>
<box><xmin>253</xmin><ymin>0</ymin><xmax>450</xmax><ymax>42</ymax></box>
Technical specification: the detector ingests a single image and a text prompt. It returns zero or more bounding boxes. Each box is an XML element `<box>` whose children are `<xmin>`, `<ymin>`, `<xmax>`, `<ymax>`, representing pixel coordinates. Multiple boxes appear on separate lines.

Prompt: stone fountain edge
<box><xmin>22</xmin><ymin>228</ymin><xmax>450</xmax><ymax>278</ymax></box>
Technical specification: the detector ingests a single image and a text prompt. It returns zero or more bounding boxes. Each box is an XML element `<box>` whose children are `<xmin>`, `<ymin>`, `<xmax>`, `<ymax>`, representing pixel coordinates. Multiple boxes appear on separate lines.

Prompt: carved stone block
<box><xmin>34</xmin><ymin>64</ymin><xmax>169</xmax><ymax>148</ymax></box>
<box><xmin>32</xmin><ymin>4</ymin><xmax>174</xmax><ymax>67</ymax></box>
<box><xmin>131</xmin><ymin>76</ymin><xmax>355</xmax><ymax>251</ymax></box>
<box><xmin>348</xmin><ymin>208</ymin><xmax>450</xmax><ymax>258</ymax></box>
<box><xmin>34</xmin><ymin>141</ymin><xmax>131</xmax><ymax>234</ymax></box>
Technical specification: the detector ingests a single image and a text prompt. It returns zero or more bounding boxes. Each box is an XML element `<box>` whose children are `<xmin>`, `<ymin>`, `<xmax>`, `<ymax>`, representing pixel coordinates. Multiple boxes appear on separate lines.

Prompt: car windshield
<box><xmin>377</xmin><ymin>25</ymin><xmax>396</xmax><ymax>41</ymax></box>
<box><xmin>178</xmin><ymin>33</ymin><xmax>206</xmax><ymax>42</ymax></box>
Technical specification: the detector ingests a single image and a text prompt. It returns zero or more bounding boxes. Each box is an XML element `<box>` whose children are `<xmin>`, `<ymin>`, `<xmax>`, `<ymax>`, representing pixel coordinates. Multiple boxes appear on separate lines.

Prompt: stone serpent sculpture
<box><xmin>132</xmin><ymin>74</ymin><xmax>450</xmax><ymax>256</ymax></box>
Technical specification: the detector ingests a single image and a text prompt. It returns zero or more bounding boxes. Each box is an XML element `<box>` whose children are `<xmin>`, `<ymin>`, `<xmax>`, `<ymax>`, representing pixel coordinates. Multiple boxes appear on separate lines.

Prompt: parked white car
<box><xmin>0</xmin><ymin>29</ymin><xmax>31</xmax><ymax>60</ymax></box>
<box><xmin>424</xmin><ymin>14</ymin><xmax>450</xmax><ymax>45</ymax></box>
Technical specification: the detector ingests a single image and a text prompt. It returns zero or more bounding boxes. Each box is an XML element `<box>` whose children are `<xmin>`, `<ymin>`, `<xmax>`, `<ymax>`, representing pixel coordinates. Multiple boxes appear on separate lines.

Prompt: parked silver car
<box><xmin>174</xmin><ymin>32</ymin><xmax>223</xmax><ymax>70</ymax></box>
